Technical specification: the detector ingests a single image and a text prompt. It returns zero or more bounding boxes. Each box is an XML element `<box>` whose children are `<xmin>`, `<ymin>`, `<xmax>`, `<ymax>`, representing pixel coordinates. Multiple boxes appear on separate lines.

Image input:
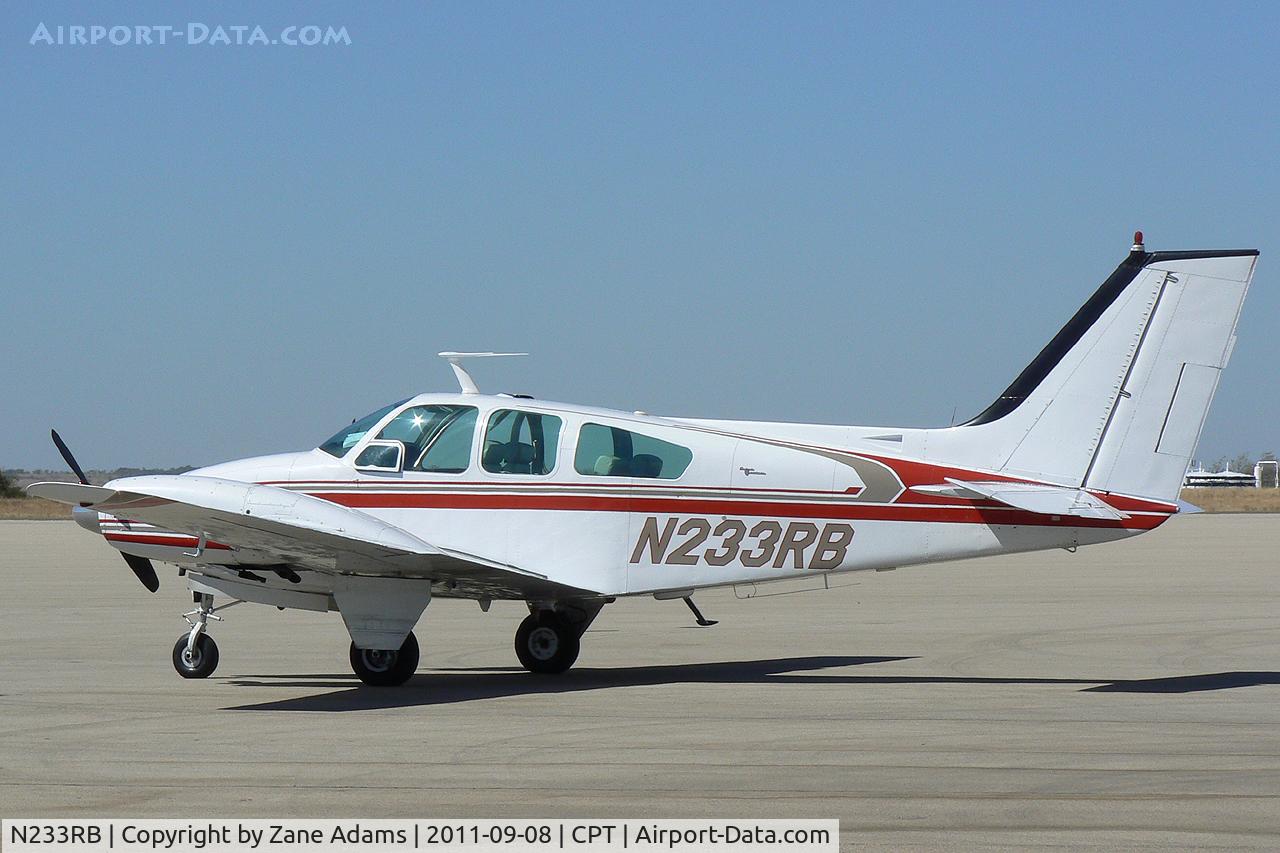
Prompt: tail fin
<box><xmin>951</xmin><ymin>239</ymin><xmax>1257</xmax><ymax>503</ymax></box>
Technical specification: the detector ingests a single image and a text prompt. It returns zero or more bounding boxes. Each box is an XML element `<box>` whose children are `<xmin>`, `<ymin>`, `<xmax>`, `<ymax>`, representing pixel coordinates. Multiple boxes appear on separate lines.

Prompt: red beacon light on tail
<box><xmin>1131</xmin><ymin>230</ymin><xmax>1145</xmax><ymax>252</ymax></box>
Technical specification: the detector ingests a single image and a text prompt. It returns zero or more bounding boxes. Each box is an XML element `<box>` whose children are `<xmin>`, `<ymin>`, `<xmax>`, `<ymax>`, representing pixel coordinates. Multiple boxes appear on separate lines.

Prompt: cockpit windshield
<box><xmin>318</xmin><ymin>399</ymin><xmax>409</xmax><ymax>457</ymax></box>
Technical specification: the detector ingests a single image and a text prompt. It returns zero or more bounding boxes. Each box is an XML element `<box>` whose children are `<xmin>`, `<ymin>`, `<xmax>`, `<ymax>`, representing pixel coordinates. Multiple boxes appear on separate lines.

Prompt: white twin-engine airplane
<box><xmin>30</xmin><ymin>235</ymin><xmax>1258</xmax><ymax>686</ymax></box>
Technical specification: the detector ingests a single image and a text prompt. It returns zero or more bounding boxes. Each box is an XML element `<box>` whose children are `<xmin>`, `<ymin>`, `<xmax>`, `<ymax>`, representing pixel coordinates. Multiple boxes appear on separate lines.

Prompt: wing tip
<box><xmin>25</xmin><ymin>481</ymin><xmax>117</xmax><ymax>506</ymax></box>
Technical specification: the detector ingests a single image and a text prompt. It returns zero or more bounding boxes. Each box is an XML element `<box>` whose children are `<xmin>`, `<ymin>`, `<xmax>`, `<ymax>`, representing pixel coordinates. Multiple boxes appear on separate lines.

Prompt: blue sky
<box><xmin>2</xmin><ymin>1</ymin><xmax>1276</xmax><ymax>469</ymax></box>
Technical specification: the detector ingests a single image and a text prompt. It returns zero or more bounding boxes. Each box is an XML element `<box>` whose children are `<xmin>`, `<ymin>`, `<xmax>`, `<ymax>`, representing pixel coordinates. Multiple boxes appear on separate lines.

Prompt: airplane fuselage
<box><xmin>84</xmin><ymin>392</ymin><xmax>1174</xmax><ymax>602</ymax></box>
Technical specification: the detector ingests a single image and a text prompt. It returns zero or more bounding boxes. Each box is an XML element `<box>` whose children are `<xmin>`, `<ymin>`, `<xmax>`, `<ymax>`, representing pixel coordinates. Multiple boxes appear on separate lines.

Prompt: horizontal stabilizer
<box><xmin>943</xmin><ymin>478</ymin><xmax>1129</xmax><ymax>521</ymax></box>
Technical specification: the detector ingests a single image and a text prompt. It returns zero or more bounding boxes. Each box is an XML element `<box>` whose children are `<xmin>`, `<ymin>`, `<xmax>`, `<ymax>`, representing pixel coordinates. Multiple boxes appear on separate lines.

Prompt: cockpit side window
<box><xmin>318</xmin><ymin>399</ymin><xmax>407</xmax><ymax>458</ymax></box>
<box><xmin>376</xmin><ymin>405</ymin><xmax>478</xmax><ymax>474</ymax></box>
<box><xmin>482</xmin><ymin>409</ymin><xmax>562</xmax><ymax>475</ymax></box>
<box><xmin>416</xmin><ymin>408</ymin><xmax>477</xmax><ymax>473</ymax></box>
<box><xmin>574</xmin><ymin>423</ymin><xmax>693</xmax><ymax>479</ymax></box>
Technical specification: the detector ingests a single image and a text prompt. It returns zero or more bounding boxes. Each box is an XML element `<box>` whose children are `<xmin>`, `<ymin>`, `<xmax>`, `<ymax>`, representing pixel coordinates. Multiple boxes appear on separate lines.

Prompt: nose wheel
<box><xmin>349</xmin><ymin>632</ymin><xmax>420</xmax><ymax>686</ymax></box>
<box><xmin>172</xmin><ymin>592</ymin><xmax>235</xmax><ymax>679</ymax></box>
<box><xmin>172</xmin><ymin>633</ymin><xmax>219</xmax><ymax>678</ymax></box>
<box><xmin>515</xmin><ymin>611</ymin><xmax>581</xmax><ymax>674</ymax></box>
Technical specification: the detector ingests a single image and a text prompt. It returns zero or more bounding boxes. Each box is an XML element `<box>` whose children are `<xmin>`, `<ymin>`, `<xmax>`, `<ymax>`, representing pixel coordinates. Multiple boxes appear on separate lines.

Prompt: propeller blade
<box><xmin>48</xmin><ymin>430</ymin><xmax>157</xmax><ymax>592</ymax></box>
<box><xmin>121</xmin><ymin>553</ymin><xmax>160</xmax><ymax>593</ymax></box>
<box><xmin>50</xmin><ymin>429</ymin><xmax>89</xmax><ymax>485</ymax></box>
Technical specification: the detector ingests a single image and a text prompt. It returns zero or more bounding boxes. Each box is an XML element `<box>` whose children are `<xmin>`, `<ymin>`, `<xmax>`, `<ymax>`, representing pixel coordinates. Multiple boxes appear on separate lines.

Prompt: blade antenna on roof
<box><xmin>437</xmin><ymin>352</ymin><xmax>529</xmax><ymax>395</ymax></box>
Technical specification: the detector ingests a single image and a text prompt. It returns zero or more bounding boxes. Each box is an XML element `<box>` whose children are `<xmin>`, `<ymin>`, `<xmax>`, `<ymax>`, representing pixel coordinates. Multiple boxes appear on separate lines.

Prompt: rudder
<box><xmin>1083</xmin><ymin>251</ymin><xmax>1257</xmax><ymax>501</ymax></box>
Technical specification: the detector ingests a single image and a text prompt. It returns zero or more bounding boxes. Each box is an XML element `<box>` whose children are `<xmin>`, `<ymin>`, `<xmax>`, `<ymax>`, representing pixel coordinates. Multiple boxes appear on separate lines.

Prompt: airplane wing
<box><xmin>27</xmin><ymin>475</ymin><xmax>596</xmax><ymax>599</ymax></box>
<box><xmin>942</xmin><ymin>477</ymin><xmax>1130</xmax><ymax>521</ymax></box>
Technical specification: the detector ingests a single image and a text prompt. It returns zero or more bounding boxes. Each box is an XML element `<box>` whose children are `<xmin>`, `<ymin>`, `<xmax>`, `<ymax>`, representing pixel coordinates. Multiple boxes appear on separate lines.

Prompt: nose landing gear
<box><xmin>172</xmin><ymin>632</ymin><xmax>219</xmax><ymax>678</ymax></box>
<box><xmin>172</xmin><ymin>592</ymin><xmax>238</xmax><ymax>679</ymax></box>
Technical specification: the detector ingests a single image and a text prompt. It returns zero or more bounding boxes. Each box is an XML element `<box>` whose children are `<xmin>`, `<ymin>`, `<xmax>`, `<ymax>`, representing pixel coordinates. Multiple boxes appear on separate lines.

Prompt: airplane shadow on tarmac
<box><xmin>221</xmin><ymin>655</ymin><xmax>1280</xmax><ymax>712</ymax></box>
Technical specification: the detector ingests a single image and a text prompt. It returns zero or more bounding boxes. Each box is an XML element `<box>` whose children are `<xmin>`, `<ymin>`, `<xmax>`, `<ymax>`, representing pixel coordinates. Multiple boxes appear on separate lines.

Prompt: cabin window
<box><xmin>376</xmin><ymin>405</ymin><xmax>478</xmax><ymax>473</ymax></box>
<box><xmin>482</xmin><ymin>409</ymin><xmax>562</xmax><ymax>475</ymax></box>
<box><xmin>574</xmin><ymin>423</ymin><xmax>693</xmax><ymax>479</ymax></box>
<box><xmin>318</xmin><ymin>399</ymin><xmax>408</xmax><ymax>457</ymax></box>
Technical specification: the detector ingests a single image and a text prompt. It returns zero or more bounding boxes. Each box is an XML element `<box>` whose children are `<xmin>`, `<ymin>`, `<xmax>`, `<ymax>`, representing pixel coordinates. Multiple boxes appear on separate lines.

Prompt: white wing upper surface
<box><xmin>28</xmin><ymin>475</ymin><xmax>596</xmax><ymax>599</ymax></box>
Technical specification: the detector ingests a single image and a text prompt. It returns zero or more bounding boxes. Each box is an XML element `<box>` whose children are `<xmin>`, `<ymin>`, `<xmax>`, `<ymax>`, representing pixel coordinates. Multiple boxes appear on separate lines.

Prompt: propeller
<box><xmin>51</xmin><ymin>429</ymin><xmax>88</xmax><ymax>485</ymax></box>
<box><xmin>121</xmin><ymin>553</ymin><xmax>161</xmax><ymax>593</ymax></box>
<box><xmin>50</xmin><ymin>429</ymin><xmax>160</xmax><ymax>593</ymax></box>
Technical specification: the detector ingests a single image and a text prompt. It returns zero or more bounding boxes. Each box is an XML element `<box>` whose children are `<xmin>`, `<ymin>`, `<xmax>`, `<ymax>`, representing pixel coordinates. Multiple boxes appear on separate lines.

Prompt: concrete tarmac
<box><xmin>1</xmin><ymin>516</ymin><xmax>1278</xmax><ymax>850</ymax></box>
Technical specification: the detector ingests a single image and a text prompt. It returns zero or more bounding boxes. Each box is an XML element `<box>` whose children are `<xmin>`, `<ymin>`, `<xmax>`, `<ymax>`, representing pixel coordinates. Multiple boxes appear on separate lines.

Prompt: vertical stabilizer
<box><xmin>1082</xmin><ymin>252</ymin><xmax>1257</xmax><ymax>500</ymax></box>
<box><xmin>939</xmin><ymin>241</ymin><xmax>1257</xmax><ymax>503</ymax></box>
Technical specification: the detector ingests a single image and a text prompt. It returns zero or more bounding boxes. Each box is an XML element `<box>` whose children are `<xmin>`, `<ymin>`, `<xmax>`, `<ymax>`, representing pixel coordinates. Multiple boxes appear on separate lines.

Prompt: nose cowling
<box><xmin>188</xmin><ymin>451</ymin><xmax>305</xmax><ymax>483</ymax></box>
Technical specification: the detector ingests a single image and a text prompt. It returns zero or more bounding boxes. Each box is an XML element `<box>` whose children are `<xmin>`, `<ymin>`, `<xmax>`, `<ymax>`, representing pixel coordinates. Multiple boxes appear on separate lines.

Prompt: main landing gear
<box><xmin>515</xmin><ymin>612</ymin><xmax>581</xmax><ymax>674</ymax></box>
<box><xmin>348</xmin><ymin>633</ymin><xmax>420</xmax><ymax>686</ymax></box>
<box><xmin>514</xmin><ymin>601</ymin><xmax>603</xmax><ymax>674</ymax></box>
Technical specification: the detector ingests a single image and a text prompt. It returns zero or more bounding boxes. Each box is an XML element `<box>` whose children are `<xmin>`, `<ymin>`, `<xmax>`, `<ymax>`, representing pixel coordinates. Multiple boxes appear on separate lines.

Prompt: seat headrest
<box><xmin>482</xmin><ymin>442</ymin><xmax>509</xmax><ymax>467</ymax></box>
<box><xmin>631</xmin><ymin>454</ymin><xmax>663</xmax><ymax>478</ymax></box>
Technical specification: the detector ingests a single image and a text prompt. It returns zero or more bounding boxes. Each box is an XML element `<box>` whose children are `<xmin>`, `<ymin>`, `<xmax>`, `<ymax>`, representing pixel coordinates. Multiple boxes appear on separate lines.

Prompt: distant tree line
<box><xmin>1</xmin><ymin>466</ymin><xmax>196</xmax><ymax>494</ymax></box>
<box><xmin>1203</xmin><ymin>451</ymin><xmax>1277</xmax><ymax>473</ymax></box>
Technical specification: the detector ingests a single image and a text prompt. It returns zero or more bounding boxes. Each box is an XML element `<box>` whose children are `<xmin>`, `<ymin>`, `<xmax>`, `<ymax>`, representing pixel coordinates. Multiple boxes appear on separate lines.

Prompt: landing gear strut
<box><xmin>515</xmin><ymin>610</ymin><xmax>582</xmax><ymax>674</ymax></box>
<box><xmin>172</xmin><ymin>592</ymin><xmax>230</xmax><ymax>679</ymax></box>
<box><xmin>349</xmin><ymin>632</ymin><xmax>420</xmax><ymax>686</ymax></box>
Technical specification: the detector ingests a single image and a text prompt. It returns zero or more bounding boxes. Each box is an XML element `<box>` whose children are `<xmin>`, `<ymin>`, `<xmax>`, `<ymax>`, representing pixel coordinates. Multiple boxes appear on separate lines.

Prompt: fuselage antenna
<box><xmin>437</xmin><ymin>352</ymin><xmax>529</xmax><ymax>395</ymax></box>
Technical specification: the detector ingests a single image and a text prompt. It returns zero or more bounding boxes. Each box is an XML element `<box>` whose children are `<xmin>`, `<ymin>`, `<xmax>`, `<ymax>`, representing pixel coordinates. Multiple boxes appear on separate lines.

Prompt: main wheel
<box><xmin>349</xmin><ymin>632</ymin><xmax>419</xmax><ymax>686</ymax></box>
<box><xmin>172</xmin><ymin>633</ymin><xmax>219</xmax><ymax>679</ymax></box>
<box><xmin>515</xmin><ymin>612</ymin><xmax>580</xmax><ymax>674</ymax></box>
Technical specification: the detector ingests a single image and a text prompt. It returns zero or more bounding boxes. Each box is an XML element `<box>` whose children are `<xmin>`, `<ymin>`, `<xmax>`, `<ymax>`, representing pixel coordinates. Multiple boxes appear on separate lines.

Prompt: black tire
<box><xmin>349</xmin><ymin>632</ymin><xmax>419</xmax><ymax>686</ymax></box>
<box><xmin>172</xmin><ymin>633</ymin><xmax>219</xmax><ymax>679</ymax></box>
<box><xmin>515</xmin><ymin>612</ymin><xmax>580</xmax><ymax>674</ymax></box>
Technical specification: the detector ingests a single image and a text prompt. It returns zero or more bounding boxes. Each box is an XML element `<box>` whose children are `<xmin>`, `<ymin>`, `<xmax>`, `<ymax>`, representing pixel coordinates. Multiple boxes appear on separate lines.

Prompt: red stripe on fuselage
<box><xmin>258</xmin><ymin>443</ymin><xmax>1174</xmax><ymax>526</ymax></box>
<box><xmin>265</xmin><ymin>459</ymin><xmax>1174</xmax><ymax>517</ymax></box>
<box><xmin>260</xmin><ymin>479</ymin><xmax>864</xmax><ymax>496</ymax></box>
<box><xmin>308</xmin><ymin>491</ymin><xmax>1167</xmax><ymax>530</ymax></box>
<box><xmin>854</xmin><ymin>454</ymin><xmax>1178</xmax><ymax>515</ymax></box>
